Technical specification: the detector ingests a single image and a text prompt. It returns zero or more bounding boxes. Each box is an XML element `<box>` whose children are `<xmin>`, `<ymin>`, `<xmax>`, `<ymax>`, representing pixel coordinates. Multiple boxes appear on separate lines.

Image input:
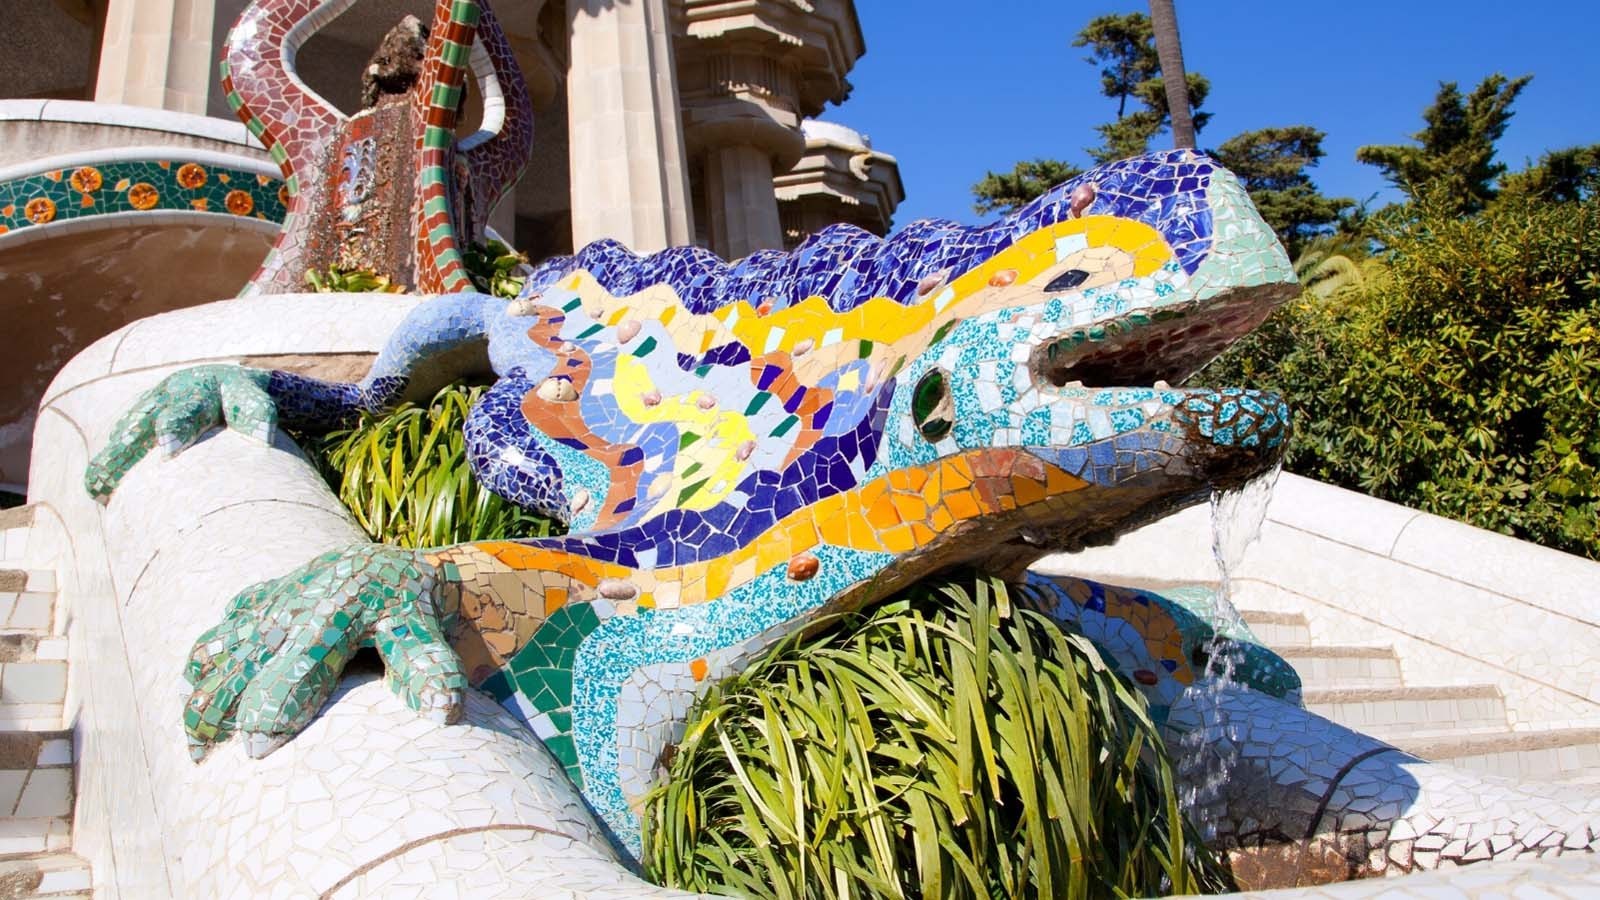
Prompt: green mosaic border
<box><xmin>0</xmin><ymin>159</ymin><xmax>287</xmax><ymax>236</ymax></box>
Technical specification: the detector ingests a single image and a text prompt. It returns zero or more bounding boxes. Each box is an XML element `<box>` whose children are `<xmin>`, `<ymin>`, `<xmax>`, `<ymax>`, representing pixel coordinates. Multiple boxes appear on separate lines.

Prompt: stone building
<box><xmin>0</xmin><ymin>0</ymin><xmax>902</xmax><ymax>260</ymax></box>
<box><xmin>0</xmin><ymin>0</ymin><xmax>903</xmax><ymax>490</ymax></box>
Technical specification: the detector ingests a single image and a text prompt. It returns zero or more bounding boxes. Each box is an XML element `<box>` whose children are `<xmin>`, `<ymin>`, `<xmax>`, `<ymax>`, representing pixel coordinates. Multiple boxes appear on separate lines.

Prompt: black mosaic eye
<box><xmin>1044</xmin><ymin>268</ymin><xmax>1091</xmax><ymax>293</ymax></box>
<box><xmin>912</xmin><ymin>368</ymin><xmax>953</xmax><ymax>442</ymax></box>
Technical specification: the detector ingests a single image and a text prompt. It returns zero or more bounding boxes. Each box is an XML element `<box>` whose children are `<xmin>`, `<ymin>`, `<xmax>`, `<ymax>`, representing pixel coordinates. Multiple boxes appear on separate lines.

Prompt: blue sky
<box><xmin>834</xmin><ymin>0</ymin><xmax>1598</xmax><ymax>227</ymax></box>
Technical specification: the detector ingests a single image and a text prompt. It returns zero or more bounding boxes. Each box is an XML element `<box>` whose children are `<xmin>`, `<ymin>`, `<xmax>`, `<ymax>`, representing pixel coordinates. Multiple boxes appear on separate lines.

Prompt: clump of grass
<box><xmin>304</xmin><ymin>382</ymin><xmax>562</xmax><ymax>547</ymax></box>
<box><xmin>303</xmin><ymin>265</ymin><xmax>404</xmax><ymax>293</ymax></box>
<box><xmin>643</xmin><ymin>573</ymin><xmax>1232</xmax><ymax>899</ymax></box>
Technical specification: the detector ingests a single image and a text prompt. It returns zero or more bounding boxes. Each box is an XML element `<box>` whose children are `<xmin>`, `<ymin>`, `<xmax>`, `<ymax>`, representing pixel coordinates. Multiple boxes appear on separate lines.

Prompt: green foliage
<box><xmin>1198</xmin><ymin>192</ymin><xmax>1600</xmax><ymax>560</ymax></box>
<box><xmin>1212</xmin><ymin>126</ymin><xmax>1355</xmax><ymax>254</ymax></box>
<box><xmin>1088</xmin><ymin>73</ymin><xmax>1211</xmax><ymax>164</ymax></box>
<box><xmin>304</xmin><ymin>383</ymin><xmax>563</xmax><ymax>548</ymax></box>
<box><xmin>304</xmin><ymin>266</ymin><xmax>403</xmax><ymax>293</ymax></box>
<box><xmin>1074</xmin><ymin>11</ymin><xmax>1209</xmax><ymax>164</ymax></box>
<box><xmin>970</xmin><ymin>159</ymin><xmax>1084</xmax><ymax>216</ymax></box>
<box><xmin>642</xmin><ymin>573</ymin><xmax>1232</xmax><ymax>899</ymax></box>
<box><xmin>463</xmin><ymin>238</ymin><xmax>530</xmax><ymax>298</ymax></box>
<box><xmin>1499</xmin><ymin>144</ymin><xmax>1600</xmax><ymax>203</ymax></box>
<box><xmin>301</xmin><ymin>241</ymin><xmax>529</xmax><ymax>298</ymax></box>
<box><xmin>1356</xmin><ymin>74</ymin><xmax>1533</xmax><ymax>214</ymax></box>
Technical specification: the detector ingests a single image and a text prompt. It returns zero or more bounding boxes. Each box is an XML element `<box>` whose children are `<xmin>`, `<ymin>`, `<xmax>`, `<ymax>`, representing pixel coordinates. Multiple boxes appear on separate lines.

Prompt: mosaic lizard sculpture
<box><xmin>85</xmin><ymin>151</ymin><xmax>1303</xmax><ymax>853</ymax></box>
<box><xmin>221</xmin><ymin>0</ymin><xmax>533</xmax><ymax>294</ymax></box>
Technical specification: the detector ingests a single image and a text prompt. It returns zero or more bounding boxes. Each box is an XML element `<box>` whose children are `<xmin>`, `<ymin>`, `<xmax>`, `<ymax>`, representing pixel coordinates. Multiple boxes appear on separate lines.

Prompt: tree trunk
<box><xmin>1148</xmin><ymin>0</ymin><xmax>1195</xmax><ymax>149</ymax></box>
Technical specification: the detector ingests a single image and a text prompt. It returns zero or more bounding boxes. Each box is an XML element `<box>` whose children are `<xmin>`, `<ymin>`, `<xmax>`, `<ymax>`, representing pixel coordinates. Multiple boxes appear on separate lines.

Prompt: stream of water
<box><xmin>1209</xmin><ymin>463</ymin><xmax>1282</xmax><ymax>639</ymax></box>
<box><xmin>1175</xmin><ymin>463</ymin><xmax>1282</xmax><ymax>841</ymax></box>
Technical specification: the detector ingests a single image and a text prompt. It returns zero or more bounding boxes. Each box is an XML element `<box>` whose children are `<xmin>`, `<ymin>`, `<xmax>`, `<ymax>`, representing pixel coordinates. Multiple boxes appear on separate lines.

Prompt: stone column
<box><xmin>93</xmin><ymin>0</ymin><xmax>215</xmax><ymax>114</ymax></box>
<box><xmin>703</xmin><ymin>143</ymin><xmax>784</xmax><ymax>260</ymax></box>
<box><xmin>673</xmin><ymin>0</ymin><xmax>865</xmax><ymax>259</ymax></box>
<box><xmin>565</xmin><ymin>0</ymin><xmax>694</xmax><ymax>253</ymax></box>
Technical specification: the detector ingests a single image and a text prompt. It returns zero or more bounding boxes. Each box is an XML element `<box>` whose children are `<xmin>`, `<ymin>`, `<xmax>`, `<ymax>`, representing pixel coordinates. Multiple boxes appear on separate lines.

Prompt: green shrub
<box><xmin>463</xmin><ymin>239</ymin><xmax>529</xmax><ymax>299</ymax></box>
<box><xmin>303</xmin><ymin>382</ymin><xmax>563</xmax><ymax>547</ymax></box>
<box><xmin>642</xmin><ymin>574</ymin><xmax>1231</xmax><ymax>899</ymax></box>
<box><xmin>1200</xmin><ymin>193</ymin><xmax>1600</xmax><ymax>559</ymax></box>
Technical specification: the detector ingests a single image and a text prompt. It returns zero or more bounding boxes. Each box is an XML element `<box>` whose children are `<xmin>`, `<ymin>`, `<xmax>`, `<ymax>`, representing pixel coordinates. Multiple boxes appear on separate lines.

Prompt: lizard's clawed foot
<box><xmin>183</xmin><ymin>544</ymin><xmax>466</xmax><ymax>761</ymax></box>
<box><xmin>85</xmin><ymin>365</ymin><xmax>277</xmax><ymax>502</ymax></box>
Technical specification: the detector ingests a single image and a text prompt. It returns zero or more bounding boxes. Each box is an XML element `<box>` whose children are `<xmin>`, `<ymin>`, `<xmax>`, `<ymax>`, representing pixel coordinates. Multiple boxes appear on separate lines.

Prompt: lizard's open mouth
<box><xmin>1027</xmin><ymin>281</ymin><xmax>1303</xmax><ymax>391</ymax></box>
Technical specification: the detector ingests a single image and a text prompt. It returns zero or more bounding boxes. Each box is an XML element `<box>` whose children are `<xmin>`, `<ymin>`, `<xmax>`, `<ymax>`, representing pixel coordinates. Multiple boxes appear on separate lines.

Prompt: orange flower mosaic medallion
<box><xmin>128</xmin><ymin>183</ymin><xmax>159</xmax><ymax>210</ymax></box>
<box><xmin>23</xmin><ymin>197</ymin><xmax>56</xmax><ymax>224</ymax></box>
<box><xmin>176</xmin><ymin>163</ymin><xmax>208</xmax><ymax>189</ymax></box>
<box><xmin>70</xmin><ymin>167</ymin><xmax>103</xmax><ymax>193</ymax></box>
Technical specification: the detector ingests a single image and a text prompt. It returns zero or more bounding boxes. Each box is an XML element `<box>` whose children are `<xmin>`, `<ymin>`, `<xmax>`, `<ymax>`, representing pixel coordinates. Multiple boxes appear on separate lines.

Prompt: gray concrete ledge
<box><xmin>0</xmin><ymin>101</ymin><xmax>268</xmax><ymax>171</ymax></box>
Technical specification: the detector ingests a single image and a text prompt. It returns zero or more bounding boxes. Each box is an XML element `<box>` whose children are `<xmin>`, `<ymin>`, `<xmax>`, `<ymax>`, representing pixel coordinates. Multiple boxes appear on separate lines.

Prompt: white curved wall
<box><xmin>25</xmin><ymin>295</ymin><xmax>702</xmax><ymax>898</ymax></box>
<box><xmin>1044</xmin><ymin>473</ymin><xmax>1600</xmax><ymax>731</ymax></box>
<box><xmin>0</xmin><ymin>100</ymin><xmax>265</xmax><ymax>169</ymax></box>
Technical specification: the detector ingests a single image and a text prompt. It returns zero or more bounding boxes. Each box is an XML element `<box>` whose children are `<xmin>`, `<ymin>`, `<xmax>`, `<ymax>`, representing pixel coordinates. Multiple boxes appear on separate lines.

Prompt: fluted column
<box><xmin>673</xmin><ymin>0</ymin><xmax>864</xmax><ymax>259</ymax></box>
<box><xmin>565</xmin><ymin>0</ymin><xmax>694</xmax><ymax>253</ymax></box>
<box><xmin>93</xmin><ymin>0</ymin><xmax>215</xmax><ymax>113</ymax></box>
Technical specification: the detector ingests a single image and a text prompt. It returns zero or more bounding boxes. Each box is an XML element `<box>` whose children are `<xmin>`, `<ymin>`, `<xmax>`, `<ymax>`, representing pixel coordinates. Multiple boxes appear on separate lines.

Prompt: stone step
<box><xmin>0</xmin><ymin>592</ymin><xmax>55</xmax><ymax>635</ymax></box>
<box><xmin>0</xmin><ymin>730</ymin><xmax>75</xmax><ymax>859</ymax></box>
<box><xmin>1236</xmin><ymin>609</ymin><xmax>1310</xmax><ymax>646</ymax></box>
<box><xmin>0</xmin><ymin>571</ymin><xmax>52</xmax><ymax>595</ymax></box>
<box><xmin>1303</xmin><ymin>683</ymin><xmax>1508</xmax><ymax>741</ymax></box>
<box><xmin>0</xmin><ymin>507</ymin><xmax>32</xmax><ymax>567</ymax></box>
<box><xmin>0</xmin><ymin>592</ymin><xmax>67</xmax><ymax>731</ymax></box>
<box><xmin>1397</xmin><ymin>728</ymin><xmax>1600</xmax><ymax>782</ymax></box>
<box><xmin>0</xmin><ymin>711</ymin><xmax>65</xmax><ymax>734</ymax></box>
<box><xmin>0</xmin><ymin>662</ymin><xmax>65</xmax><ymax>712</ymax></box>
<box><xmin>0</xmin><ymin>851</ymin><xmax>91</xmax><ymax>897</ymax></box>
<box><xmin>0</xmin><ymin>818</ymin><xmax>73</xmax><ymax>858</ymax></box>
<box><xmin>1274</xmin><ymin>644</ymin><xmax>1404</xmax><ymax>688</ymax></box>
<box><xmin>0</xmin><ymin>651</ymin><xmax>66</xmax><ymax>731</ymax></box>
<box><xmin>0</xmin><ymin>638</ymin><xmax>67</xmax><ymax>667</ymax></box>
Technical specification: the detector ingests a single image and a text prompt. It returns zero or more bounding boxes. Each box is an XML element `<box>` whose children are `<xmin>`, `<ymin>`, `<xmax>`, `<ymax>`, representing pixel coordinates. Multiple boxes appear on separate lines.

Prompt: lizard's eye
<box><xmin>912</xmin><ymin>368</ymin><xmax>954</xmax><ymax>442</ymax></box>
<box><xmin>1044</xmin><ymin>268</ymin><xmax>1090</xmax><ymax>293</ymax></box>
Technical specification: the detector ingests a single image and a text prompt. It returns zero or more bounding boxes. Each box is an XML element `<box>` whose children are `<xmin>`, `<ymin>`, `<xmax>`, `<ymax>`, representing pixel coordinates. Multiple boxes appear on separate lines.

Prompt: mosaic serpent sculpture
<box><xmin>221</xmin><ymin>0</ymin><xmax>532</xmax><ymax>294</ymax></box>
<box><xmin>84</xmin><ymin>150</ymin><xmax>1600</xmax><ymax>882</ymax></box>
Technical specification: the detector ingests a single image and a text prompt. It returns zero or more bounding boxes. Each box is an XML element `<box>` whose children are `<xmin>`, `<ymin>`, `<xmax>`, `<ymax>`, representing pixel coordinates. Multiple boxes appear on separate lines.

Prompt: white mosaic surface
<box><xmin>1170</xmin><ymin>683</ymin><xmax>1600</xmax><ymax>881</ymax></box>
<box><xmin>30</xmin><ymin>296</ymin><xmax>708</xmax><ymax>896</ymax></box>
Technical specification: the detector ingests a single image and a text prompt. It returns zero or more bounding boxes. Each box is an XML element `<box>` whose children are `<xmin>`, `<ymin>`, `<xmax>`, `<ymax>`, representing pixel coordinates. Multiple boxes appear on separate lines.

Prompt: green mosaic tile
<box><xmin>0</xmin><ymin>159</ymin><xmax>286</xmax><ymax>236</ymax></box>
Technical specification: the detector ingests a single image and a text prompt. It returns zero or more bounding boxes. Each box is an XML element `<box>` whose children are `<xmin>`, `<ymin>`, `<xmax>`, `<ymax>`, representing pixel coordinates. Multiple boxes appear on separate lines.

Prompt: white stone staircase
<box><xmin>1239</xmin><ymin>607</ymin><xmax>1600</xmax><ymax>783</ymax></box>
<box><xmin>0</xmin><ymin>507</ymin><xmax>90</xmax><ymax>898</ymax></box>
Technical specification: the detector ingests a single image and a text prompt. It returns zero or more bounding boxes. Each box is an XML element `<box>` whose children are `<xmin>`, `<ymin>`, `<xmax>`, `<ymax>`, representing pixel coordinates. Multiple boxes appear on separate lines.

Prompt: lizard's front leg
<box><xmin>185</xmin><ymin>544</ymin><xmax>466</xmax><ymax>759</ymax></box>
<box><xmin>84</xmin><ymin>292</ymin><xmax>500</xmax><ymax>502</ymax></box>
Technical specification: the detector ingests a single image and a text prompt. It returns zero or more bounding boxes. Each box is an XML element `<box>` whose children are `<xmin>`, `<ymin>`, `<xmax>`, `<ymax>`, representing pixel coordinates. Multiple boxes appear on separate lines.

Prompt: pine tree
<box><xmin>1356</xmin><ymin>74</ymin><xmax>1533</xmax><ymax>213</ymax></box>
<box><xmin>970</xmin><ymin>159</ymin><xmax>1086</xmax><ymax>216</ymax></box>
